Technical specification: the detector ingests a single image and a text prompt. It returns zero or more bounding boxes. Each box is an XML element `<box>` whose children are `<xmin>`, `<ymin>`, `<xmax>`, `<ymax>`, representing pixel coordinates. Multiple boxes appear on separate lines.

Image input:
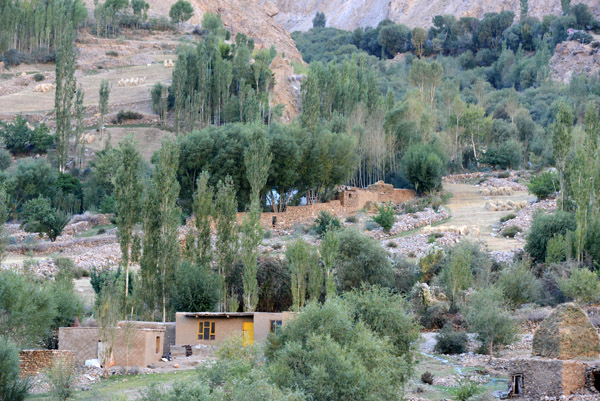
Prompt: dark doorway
<box><xmin>594</xmin><ymin>372</ymin><xmax>600</xmax><ymax>392</ymax></box>
<box><xmin>512</xmin><ymin>374</ymin><xmax>523</xmax><ymax>396</ymax></box>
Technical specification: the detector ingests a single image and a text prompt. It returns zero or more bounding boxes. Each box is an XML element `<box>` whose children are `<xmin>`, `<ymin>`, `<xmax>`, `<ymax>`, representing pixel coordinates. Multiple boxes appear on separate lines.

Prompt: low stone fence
<box><xmin>19</xmin><ymin>350</ymin><xmax>73</xmax><ymax>376</ymax></box>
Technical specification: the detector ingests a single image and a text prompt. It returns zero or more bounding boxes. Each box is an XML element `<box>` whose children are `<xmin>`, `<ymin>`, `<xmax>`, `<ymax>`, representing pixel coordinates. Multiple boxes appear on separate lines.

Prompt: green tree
<box><xmin>411</xmin><ymin>27</ymin><xmax>427</xmax><ymax>58</ymax></box>
<box><xmin>54</xmin><ymin>11</ymin><xmax>76</xmax><ymax>172</ymax></box>
<box><xmin>0</xmin><ymin>116</ymin><xmax>53</xmax><ymax>156</ymax></box>
<box><xmin>0</xmin><ymin>336</ymin><xmax>30</xmax><ymax>401</ymax></box>
<box><xmin>462</xmin><ymin>286</ymin><xmax>517</xmax><ymax>359</ymax></box>
<box><xmin>214</xmin><ymin>177</ymin><xmax>239</xmax><ymax>312</ymax></box>
<box><xmin>402</xmin><ymin>144</ymin><xmax>444</xmax><ymax>194</ymax></box>
<box><xmin>320</xmin><ymin>230</ymin><xmax>339</xmax><ymax>298</ymax></box>
<box><xmin>140</xmin><ymin>140</ymin><xmax>181</xmax><ymax>322</ymax></box>
<box><xmin>552</xmin><ymin>101</ymin><xmax>574</xmax><ymax>210</ymax></box>
<box><xmin>169</xmin><ymin>0</ymin><xmax>193</xmax><ymax>25</ymax></box>
<box><xmin>0</xmin><ymin>189</ymin><xmax>9</xmax><ymax>264</ymax></box>
<box><xmin>172</xmin><ymin>261</ymin><xmax>220</xmax><ymax>312</ymax></box>
<box><xmin>98</xmin><ymin>79</ymin><xmax>110</xmax><ymax>141</ymax></box>
<box><xmin>520</xmin><ymin>0</ymin><xmax>529</xmax><ymax>20</ymax></box>
<box><xmin>73</xmin><ymin>86</ymin><xmax>85</xmax><ymax>169</ymax></box>
<box><xmin>560</xmin><ymin>267</ymin><xmax>600</xmax><ymax>304</ymax></box>
<box><xmin>525</xmin><ymin>211</ymin><xmax>576</xmax><ymax>263</ymax></box>
<box><xmin>241</xmin><ymin>130</ymin><xmax>271</xmax><ymax>311</ymax></box>
<box><xmin>114</xmin><ymin>136</ymin><xmax>143</xmax><ymax>299</ymax></box>
<box><xmin>498</xmin><ymin>260</ymin><xmax>542</xmax><ymax>307</ymax></box>
<box><xmin>312</xmin><ymin>12</ymin><xmax>326</xmax><ymax>28</ymax></box>
<box><xmin>189</xmin><ymin>172</ymin><xmax>213</xmax><ymax>267</ymax></box>
<box><xmin>441</xmin><ymin>243</ymin><xmax>473</xmax><ymax>307</ymax></box>
<box><xmin>286</xmin><ymin>238</ymin><xmax>312</xmax><ymax>312</ymax></box>
<box><xmin>21</xmin><ymin>197</ymin><xmax>70</xmax><ymax>242</ymax></box>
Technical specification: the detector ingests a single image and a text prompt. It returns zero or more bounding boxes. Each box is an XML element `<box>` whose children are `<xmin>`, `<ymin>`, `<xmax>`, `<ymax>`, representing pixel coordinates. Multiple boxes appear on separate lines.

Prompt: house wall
<box><xmin>175</xmin><ymin>314</ymin><xmax>253</xmax><ymax>345</ymax></box>
<box><xmin>117</xmin><ymin>321</ymin><xmax>175</xmax><ymax>356</ymax></box>
<box><xmin>18</xmin><ymin>350</ymin><xmax>72</xmax><ymax>376</ymax></box>
<box><xmin>59</xmin><ymin>327</ymin><xmax>164</xmax><ymax>367</ymax></box>
<box><xmin>508</xmin><ymin>359</ymin><xmax>587</xmax><ymax>399</ymax></box>
<box><xmin>253</xmin><ymin>312</ymin><xmax>296</xmax><ymax>342</ymax></box>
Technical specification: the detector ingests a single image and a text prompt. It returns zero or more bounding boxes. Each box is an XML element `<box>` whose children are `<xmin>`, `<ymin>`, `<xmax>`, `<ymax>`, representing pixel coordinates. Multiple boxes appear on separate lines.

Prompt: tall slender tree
<box><xmin>191</xmin><ymin>171</ymin><xmax>214</xmax><ymax>267</ymax></box>
<box><xmin>73</xmin><ymin>86</ymin><xmax>85</xmax><ymax>170</ymax></box>
<box><xmin>241</xmin><ymin>129</ymin><xmax>271</xmax><ymax>311</ymax></box>
<box><xmin>114</xmin><ymin>136</ymin><xmax>143</xmax><ymax>299</ymax></box>
<box><xmin>140</xmin><ymin>140</ymin><xmax>181</xmax><ymax>322</ymax></box>
<box><xmin>98</xmin><ymin>79</ymin><xmax>110</xmax><ymax>141</ymax></box>
<box><xmin>552</xmin><ymin>102</ymin><xmax>574</xmax><ymax>211</ymax></box>
<box><xmin>320</xmin><ymin>230</ymin><xmax>339</xmax><ymax>298</ymax></box>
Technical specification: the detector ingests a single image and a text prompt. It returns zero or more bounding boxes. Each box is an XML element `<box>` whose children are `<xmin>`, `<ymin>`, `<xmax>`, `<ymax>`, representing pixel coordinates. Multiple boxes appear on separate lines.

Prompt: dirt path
<box><xmin>439</xmin><ymin>183</ymin><xmax>535</xmax><ymax>252</ymax></box>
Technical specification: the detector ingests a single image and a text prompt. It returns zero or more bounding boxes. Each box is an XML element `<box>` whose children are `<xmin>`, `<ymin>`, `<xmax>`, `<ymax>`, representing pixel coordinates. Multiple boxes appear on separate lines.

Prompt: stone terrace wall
<box><xmin>19</xmin><ymin>350</ymin><xmax>72</xmax><ymax>376</ymax></box>
<box><xmin>508</xmin><ymin>358</ymin><xmax>587</xmax><ymax>399</ymax></box>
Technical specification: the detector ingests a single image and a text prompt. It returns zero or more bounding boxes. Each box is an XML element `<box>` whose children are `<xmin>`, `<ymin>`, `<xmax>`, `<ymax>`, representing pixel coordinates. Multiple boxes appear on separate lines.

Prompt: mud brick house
<box><xmin>507</xmin><ymin>303</ymin><xmax>600</xmax><ymax>399</ymax></box>
<box><xmin>175</xmin><ymin>312</ymin><xmax>295</xmax><ymax>346</ymax></box>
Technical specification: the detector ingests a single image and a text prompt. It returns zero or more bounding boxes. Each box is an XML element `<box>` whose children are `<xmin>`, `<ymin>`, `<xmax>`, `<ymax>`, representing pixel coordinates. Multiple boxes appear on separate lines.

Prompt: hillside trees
<box><xmin>169</xmin><ymin>0</ymin><xmax>193</xmax><ymax>25</ymax></box>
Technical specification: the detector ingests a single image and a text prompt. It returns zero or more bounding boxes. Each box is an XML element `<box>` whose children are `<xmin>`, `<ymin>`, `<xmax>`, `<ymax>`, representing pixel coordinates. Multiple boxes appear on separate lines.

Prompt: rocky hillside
<box><xmin>265</xmin><ymin>0</ymin><xmax>600</xmax><ymax>32</ymax></box>
<box><xmin>550</xmin><ymin>40</ymin><xmax>600</xmax><ymax>83</ymax></box>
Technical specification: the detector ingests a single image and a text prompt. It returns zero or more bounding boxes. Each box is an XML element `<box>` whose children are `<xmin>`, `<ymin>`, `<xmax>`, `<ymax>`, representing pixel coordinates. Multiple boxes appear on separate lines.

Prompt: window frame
<box><xmin>197</xmin><ymin>321</ymin><xmax>216</xmax><ymax>340</ymax></box>
<box><xmin>269</xmin><ymin>319</ymin><xmax>283</xmax><ymax>333</ymax></box>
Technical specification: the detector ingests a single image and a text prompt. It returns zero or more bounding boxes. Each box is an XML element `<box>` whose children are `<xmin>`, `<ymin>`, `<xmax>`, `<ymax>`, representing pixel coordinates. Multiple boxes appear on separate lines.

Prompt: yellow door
<box><xmin>242</xmin><ymin>322</ymin><xmax>254</xmax><ymax>346</ymax></box>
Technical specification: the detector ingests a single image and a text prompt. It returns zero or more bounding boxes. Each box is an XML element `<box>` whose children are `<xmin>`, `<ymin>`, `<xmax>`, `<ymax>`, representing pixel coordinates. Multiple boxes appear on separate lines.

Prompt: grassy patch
<box><xmin>28</xmin><ymin>370</ymin><xmax>196</xmax><ymax>400</ymax></box>
<box><xmin>75</xmin><ymin>224</ymin><xmax>116</xmax><ymax>238</ymax></box>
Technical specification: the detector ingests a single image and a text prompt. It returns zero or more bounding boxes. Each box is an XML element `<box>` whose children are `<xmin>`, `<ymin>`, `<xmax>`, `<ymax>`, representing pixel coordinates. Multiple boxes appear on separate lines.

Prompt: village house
<box><xmin>175</xmin><ymin>311</ymin><xmax>296</xmax><ymax>346</ymax></box>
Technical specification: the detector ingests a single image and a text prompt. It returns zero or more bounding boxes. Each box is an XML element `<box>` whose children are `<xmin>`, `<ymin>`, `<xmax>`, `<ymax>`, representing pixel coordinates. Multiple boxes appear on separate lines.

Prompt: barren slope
<box><xmin>266</xmin><ymin>0</ymin><xmax>600</xmax><ymax>31</ymax></box>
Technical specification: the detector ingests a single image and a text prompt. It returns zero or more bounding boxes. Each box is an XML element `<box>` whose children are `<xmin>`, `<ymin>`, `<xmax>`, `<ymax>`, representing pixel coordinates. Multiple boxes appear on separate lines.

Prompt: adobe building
<box><xmin>175</xmin><ymin>311</ymin><xmax>295</xmax><ymax>346</ymax></box>
<box><xmin>59</xmin><ymin>321</ymin><xmax>168</xmax><ymax>367</ymax></box>
<box><xmin>507</xmin><ymin>303</ymin><xmax>600</xmax><ymax>399</ymax></box>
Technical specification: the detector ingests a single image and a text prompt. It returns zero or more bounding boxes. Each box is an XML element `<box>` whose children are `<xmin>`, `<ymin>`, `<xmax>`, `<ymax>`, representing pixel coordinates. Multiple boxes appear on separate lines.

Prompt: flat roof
<box><xmin>181</xmin><ymin>312</ymin><xmax>255</xmax><ymax>318</ymax></box>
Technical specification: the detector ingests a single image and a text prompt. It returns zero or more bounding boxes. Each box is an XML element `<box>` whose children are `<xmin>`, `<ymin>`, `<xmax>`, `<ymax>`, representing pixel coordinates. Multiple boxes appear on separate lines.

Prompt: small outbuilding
<box><xmin>507</xmin><ymin>303</ymin><xmax>600</xmax><ymax>399</ymax></box>
<box><xmin>175</xmin><ymin>311</ymin><xmax>295</xmax><ymax>346</ymax></box>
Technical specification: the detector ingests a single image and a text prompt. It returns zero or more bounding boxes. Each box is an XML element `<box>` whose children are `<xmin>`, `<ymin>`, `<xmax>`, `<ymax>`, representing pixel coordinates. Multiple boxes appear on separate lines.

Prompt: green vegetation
<box><xmin>372</xmin><ymin>202</ymin><xmax>396</xmax><ymax>233</ymax></box>
<box><xmin>0</xmin><ymin>337</ymin><xmax>30</xmax><ymax>401</ymax></box>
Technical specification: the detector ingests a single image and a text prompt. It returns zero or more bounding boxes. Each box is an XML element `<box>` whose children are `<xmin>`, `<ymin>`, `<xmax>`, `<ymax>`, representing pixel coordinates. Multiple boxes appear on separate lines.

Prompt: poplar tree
<box><xmin>74</xmin><ymin>86</ymin><xmax>85</xmax><ymax>170</ymax></box>
<box><xmin>98</xmin><ymin>79</ymin><xmax>110</xmax><ymax>139</ymax></box>
<box><xmin>141</xmin><ymin>140</ymin><xmax>181</xmax><ymax>322</ymax></box>
<box><xmin>114</xmin><ymin>136</ymin><xmax>143</xmax><ymax>299</ymax></box>
<box><xmin>287</xmin><ymin>238</ymin><xmax>311</xmax><ymax>312</ymax></box>
<box><xmin>307</xmin><ymin>246</ymin><xmax>322</xmax><ymax>302</ymax></box>
<box><xmin>241</xmin><ymin>129</ymin><xmax>271</xmax><ymax>311</ymax></box>
<box><xmin>214</xmin><ymin>177</ymin><xmax>239</xmax><ymax>312</ymax></box>
<box><xmin>320</xmin><ymin>230</ymin><xmax>339</xmax><ymax>298</ymax></box>
<box><xmin>54</xmin><ymin>6</ymin><xmax>76</xmax><ymax>172</ymax></box>
<box><xmin>191</xmin><ymin>171</ymin><xmax>214</xmax><ymax>267</ymax></box>
<box><xmin>552</xmin><ymin>102</ymin><xmax>574</xmax><ymax>211</ymax></box>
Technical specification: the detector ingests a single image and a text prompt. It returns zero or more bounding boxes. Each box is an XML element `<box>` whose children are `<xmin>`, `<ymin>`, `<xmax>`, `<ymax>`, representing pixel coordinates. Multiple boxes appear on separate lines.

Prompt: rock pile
<box><xmin>384</xmin><ymin>231</ymin><xmax>462</xmax><ymax>258</ymax></box>
<box><xmin>498</xmin><ymin>199</ymin><xmax>557</xmax><ymax>239</ymax></box>
<box><xmin>369</xmin><ymin>207</ymin><xmax>450</xmax><ymax>239</ymax></box>
<box><xmin>480</xmin><ymin>177</ymin><xmax>527</xmax><ymax>191</ymax></box>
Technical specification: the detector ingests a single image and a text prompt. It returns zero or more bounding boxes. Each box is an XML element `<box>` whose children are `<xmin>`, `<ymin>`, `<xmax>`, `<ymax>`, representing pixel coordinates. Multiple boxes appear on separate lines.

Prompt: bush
<box><xmin>372</xmin><ymin>202</ymin><xmax>396</xmax><ymax>233</ymax></box>
<box><xmin>106</xmin><ymin>50</ymin><xmax>119</xmax><ymax>57</ymax></box>
<box><xmin>402</xmin><ymin>144</ymin><xmax>444</xmax><ymax>194</ymax></box>
<box><xmin>502</xmin><ymin>225</ymin><xmax>522</xmax><ymax>238</ymax></box>
<box><xmin>0</xmin><ymin>337</ymin><xmax>30</xmax><ymax>401</ymax></box>
<box><xmin>47</xmin><ymin>278</ymin><xmax>84</xmax><ymax>331</ymax></box>
<box><xmin>0</xmin><ymin>148</ymin><xmax>12</xmax><ymax>171</ymax></box>
<box><xmin>499</xmin><ymin>213</ymin><xmax>516</xmax><ymax>223</ymax></box>
<box><xmin>33</xmin><ymin>73</ymin><xmax>45</xmax><ymax>82</ymax></box>
<box><xmin>528</xmin><ymin>171</ymin><xmax>559</xmax><ymax>200</ymax></box>
<box><xmin>265</xmin><ymin>297</ymin><xmax>417</xmax><ymax>401</ymax></box>
<box><xmin>560</xmin><ymin>267</ymin><xmax>600</xmax><ymax>304</ymax></box>
<box><xmin>546</xmin><ymin>234</ymin><xmax>568</xmax><ymax>264</ymax></box>
<box><xmin>21</xmin><ymin>197</ymin><xmax>70</xmax><ymax>242</ymax></box>
<box><xmin>313</xmin><ymin>211</ymin><xmax>341</xmax><ymax>237</ymax></box>
<box><xmin>0</xmin><ymin>116</ymin><xmax>54</xmax><ymax>155</ymax></box>
<box><xmin>480</xmin><ymin>140</ymin><xmax>522</xmax><ymax>170</ymax></box>
<box><xmin>392</xmin><ymin>258</ymin><xmax>420</xmax><ymax>294</ymax></box>
<box><xmin>525</xmin><ymin>211</ymin><xmax>575</xmax><ymax>263</ymax></box>
<box><xmin>420</xmin><ymin>371</ymin><xmax>434</xmax><ymax>385</ymax></box>
<box><xmin>345</xmin><ymin>215</ymin><xmax>358</xmax><ymax>223</ymax></box>
<box><xmin>172</xmin><ymin>261</ymin><xmax>221</xmax><ymax>313</ymax></box>
<box><xmin>335</xmin><ymin>229</ymin><xmax>394</xmax><ymax>291</ymax></box>
<box><xmin>434</xmin><ymin>325</ymin><xmax>468</xmax><ymax>355</ymax></box>
<box><xmin>45</xmin><ymin>356</ymin><xmax>75</xmax><ymax>401</ymax></box>
<box><xmin>498</xmin><ymin>261</ymin><xmax>542</xmax><ymax>308</ymax></box>
<box><xmin>451</xmin><ymin>378</ymin><xmax>483</xmax><ymax>401</ymax></box>
<box><xmin>114</xmin><ymin>110</ymin><xmax>143</xmax><ymax>124</ymax></box>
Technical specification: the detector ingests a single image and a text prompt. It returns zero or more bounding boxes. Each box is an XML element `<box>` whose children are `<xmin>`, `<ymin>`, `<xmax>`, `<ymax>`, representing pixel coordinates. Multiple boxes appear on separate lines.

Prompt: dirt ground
<box><xmin>85</xmin><ymin>126</ymin><xmax>174</xmax><ymax>161</ymax></box>
<box><xmin>437</xmin><ymin>183</ymin><xmax>535</xmax><ymax>252</ymax></box>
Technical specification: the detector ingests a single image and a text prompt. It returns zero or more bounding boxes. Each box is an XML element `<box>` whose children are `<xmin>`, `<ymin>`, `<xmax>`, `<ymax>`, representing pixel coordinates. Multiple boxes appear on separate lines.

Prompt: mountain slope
<box><xmin>265</xmin><ymin>0</ymin><xmax>600</xmax><ymax>32</ymax></box>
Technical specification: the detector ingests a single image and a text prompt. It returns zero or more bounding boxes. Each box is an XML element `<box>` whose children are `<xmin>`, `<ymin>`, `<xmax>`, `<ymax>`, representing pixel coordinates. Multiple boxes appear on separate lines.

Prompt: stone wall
<box><xmin>508</xmin><ymin>358</ymin><xmax>587</xmax><ymax>399</ymax></box>
<box><xmin>19</xmin><ymin>350</ymin><xmax>73</xmax><ymax>376</ymax></box>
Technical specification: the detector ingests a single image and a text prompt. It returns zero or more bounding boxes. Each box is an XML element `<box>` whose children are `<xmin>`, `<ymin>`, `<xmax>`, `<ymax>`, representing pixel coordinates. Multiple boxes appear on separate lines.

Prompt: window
<box><xmin>198</xmin><ymin>321</ymin><xmax>215</xmax><ymax>340</ymax></box>
<box><xmin>270</xmin><ymin>320</ymin><xmax>282</xmax><ymax>333</ymax></box>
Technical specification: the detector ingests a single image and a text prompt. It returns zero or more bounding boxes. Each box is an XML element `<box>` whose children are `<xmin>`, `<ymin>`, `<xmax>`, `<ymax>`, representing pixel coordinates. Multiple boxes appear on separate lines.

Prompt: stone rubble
<box><xmin>368</xmin><ymin>208</ymin><xmax>450</xmax><ymax>239</ymax></box>
<box><xmin>498</xmin><ymin>199</ymin><xmax>557</xmax><ymax>241</ymax></box>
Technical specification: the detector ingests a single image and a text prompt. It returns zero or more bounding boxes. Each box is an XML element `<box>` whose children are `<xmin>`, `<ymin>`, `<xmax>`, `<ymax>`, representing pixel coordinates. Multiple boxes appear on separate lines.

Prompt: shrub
<box><xmin>502</xmin><ymin>225</ymin><xmax>522</xmax><ymax>238</ymax></box>
<box><xmin>345</xmin><ymin>215</ymin><xmax>358</xmax><ymax>223</ymax></box>
<box><xmin>498</xmin><ymin>261</ymin><xmax>542</xmax><ymax>308</ymax></box>
<box><xmin>0</xmin><ymin>116</ymin><xmax>54</xmax><ymax>155</ymax></box>
<box><xmin>106</xmin><ymin>50</ymin><xmax>119</xmax><ymax>57</ymax></box>
<box><xmin>402</xmin><ymin>144</ymin><xmax>444</xmax><ymax>194</ymax></box>
<box><xmin>0</xmin><ymin>148</ymin><xmax>12</xmax><ymax>171</ymax></box>
<box><xmin>462</xmin><ymin>287</ymin><xmax>517</xmax><ymax>357</ymax></box>
<box><xmin>313</xmin><ymin>211</ymin><xmax>341</xmax><ymax>237</ymax></box>
<box><xmin>546</xmin><ymin>234</ymin><xmax>568</xmax><ymax>264</ymax></box>
<box><xmin>21</xmin><ymin>197</ymin><xmax>70</xmax><ymax>242</ymax></box>
<box><xmin>33</xmin><ymin>73</ymin><xmax>45</xmax><ymax>82</ymax></box>
<box><xmin>335</xmin><ymin>229</ymin><xmax>394</xmax><ymax>291</ymax></box>
<box><xmin>392</xmin><ymin>258</ymin><xmax>420</xmax><ymax>294</ymax></box>
<box><xmin>560</xmin><ymin>267</ymin><xmax>600</xmax><ymax>304</ymax></box>
<box><xmin>114</xmin><ymin>110</ymin><xmax>143</xmax><ymax>124</ymax></box>
<box><xmin>451</xmin><ymin>378</ymin><xmax>483</xmax><ymax>401</ymax></box>
<box><xmin>434</xmin><ymin>325</ymin><xmax>468</xmax><ymax>355</ymax></box>
<box><xmin>420</xmin><ymin>371</ymin><xmax>434</xmax><ymax>385</ymax></box>
<box><xmin>0</xmin><ymin>337</ymin><xmax>30</xmax><ymax>401</ymax></box>
<box><xmin>372</xmin><ymin>202</ymin><xmax>396</xmax><ymax>233</ymax></box>
<box><xmin>45</xmin><ymin>356</ymin><xmax>75</xmax><ymax>401</ymax></box>
<box><xmin>525</xmin><ymin>211</ymin><xmax>575</xmax><ymax>263</ymax></box>
<box><xmin>480</xmin><ymin>140</ymin><xmax>522</xmax><ymax>170</ymax></box>
<box><xmin>172</xmin><ymin>261</ymin><xmax>220</xmax><ymax>313</ymax></box>
<box><xmin>364</xmin><ymin>220</ymin><xmax>378</xmax><ymax>231</ymax></box>
<box><xmin>499</xmin><ymin>213</ymin><xmax>516</xmax><ymax>223</ymax></box>
<box><xmin>48</xmin><ymin>278</ymin><xmax>84</xmax><ymax>331</ymax></box>
<box><xmin>528</xmin><ymin>171</ymin><xmax>559</xmax><ymax>200</ymax></box>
